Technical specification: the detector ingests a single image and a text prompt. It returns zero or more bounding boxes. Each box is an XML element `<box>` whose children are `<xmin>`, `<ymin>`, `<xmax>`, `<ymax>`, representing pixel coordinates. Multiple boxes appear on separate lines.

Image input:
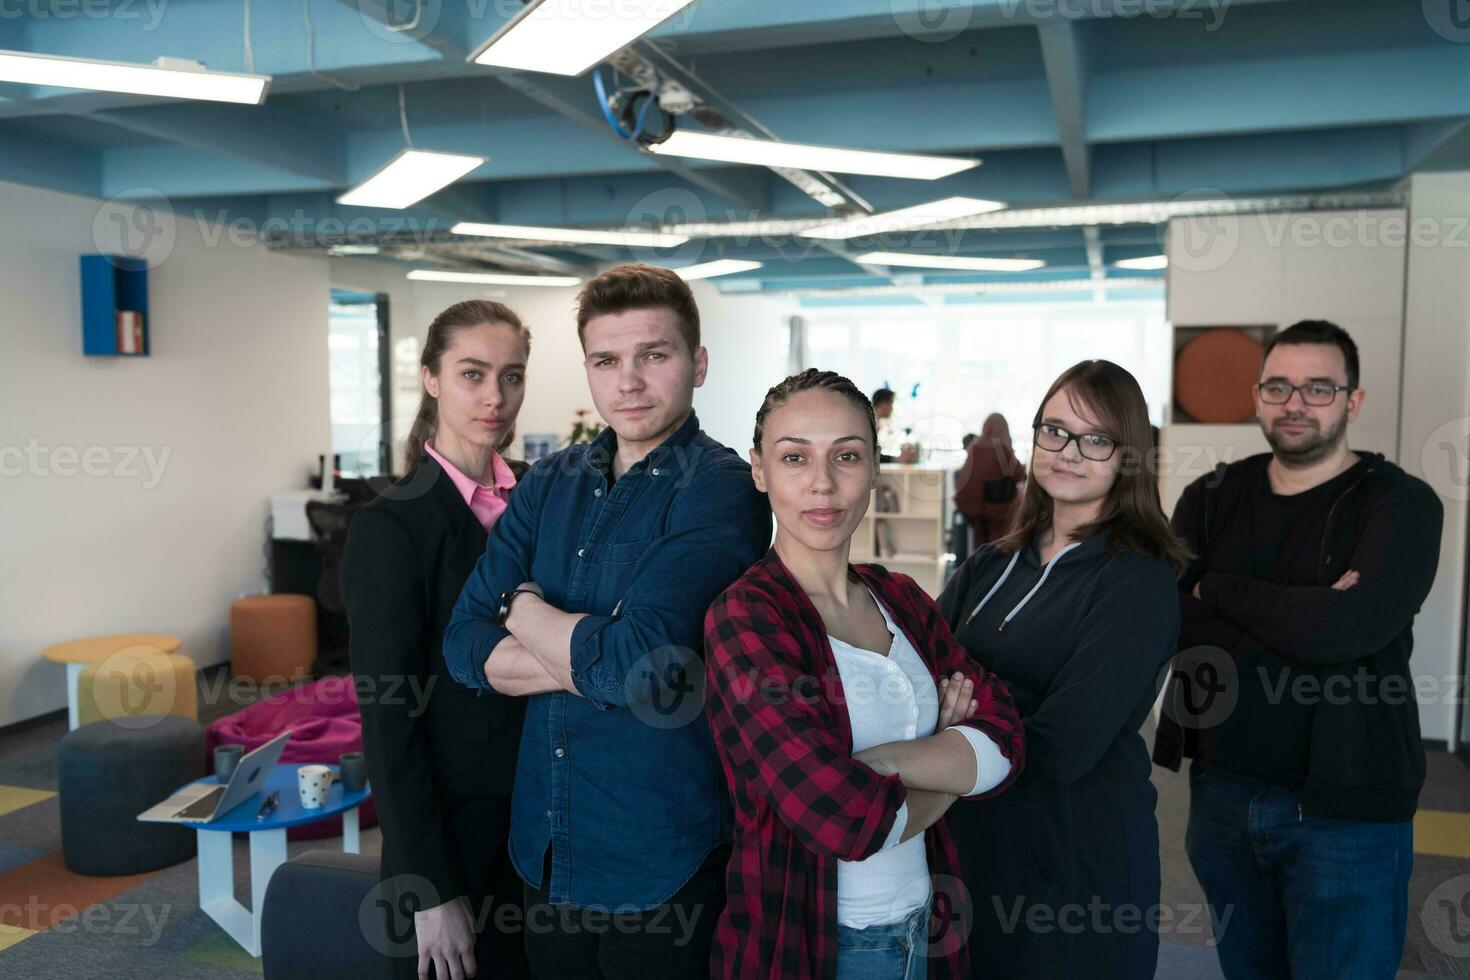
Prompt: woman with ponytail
<box><xmin>342</xmin><ymin>300</ymin><xmax>534</xmax><ymax>980</ymax></box>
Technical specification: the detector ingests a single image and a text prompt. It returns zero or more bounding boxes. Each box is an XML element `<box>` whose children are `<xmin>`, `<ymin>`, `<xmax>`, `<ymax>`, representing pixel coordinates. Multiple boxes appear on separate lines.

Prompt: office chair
<box><xmin>305</xmin><ymin>499</ymin><xmax>360</xmax><ymax>675</ymax></box>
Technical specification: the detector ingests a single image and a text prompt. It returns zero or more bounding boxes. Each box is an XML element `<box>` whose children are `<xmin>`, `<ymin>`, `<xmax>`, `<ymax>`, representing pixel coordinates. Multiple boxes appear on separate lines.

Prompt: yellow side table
<box><xmin>42</xmin><ymin>633</ymin><xmax>184</xmax><ymax>730</ymax></box>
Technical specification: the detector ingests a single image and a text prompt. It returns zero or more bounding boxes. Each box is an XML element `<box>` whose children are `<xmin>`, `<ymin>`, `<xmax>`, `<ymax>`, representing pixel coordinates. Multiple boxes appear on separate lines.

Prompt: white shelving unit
<box><xmin>850</xmin><ymin>464</ymin><xmax>952</xmax><ymax>596</ymax></box>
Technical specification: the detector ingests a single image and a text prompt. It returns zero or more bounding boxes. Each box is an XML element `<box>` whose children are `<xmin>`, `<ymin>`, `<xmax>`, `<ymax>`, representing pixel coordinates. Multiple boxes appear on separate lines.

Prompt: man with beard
<box><xmin>1153</xmin><ymin>320</ymin><xmax>1443</xmax><ymax>979</ymax></box>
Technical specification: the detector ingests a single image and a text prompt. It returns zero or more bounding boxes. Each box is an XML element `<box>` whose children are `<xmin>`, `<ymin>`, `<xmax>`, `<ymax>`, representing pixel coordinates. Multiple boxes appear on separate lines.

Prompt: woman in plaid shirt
<box><xmin>703</xmin><ymin>369</ymin><xmax>1026</xmax><ymax>980</ymax></box>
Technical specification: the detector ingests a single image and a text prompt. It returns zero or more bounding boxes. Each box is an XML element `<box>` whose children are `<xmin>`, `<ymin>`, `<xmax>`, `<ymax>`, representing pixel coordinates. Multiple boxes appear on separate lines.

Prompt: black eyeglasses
<box><xmin>1031</xmin><ymin>422</ymin><xmax>1118</xmax><ymax>462</ymax></box>
<box><xmin>1256</xmin><ymin>381</ymin><xmax>1352</xmax><ymax>406</ymax></box>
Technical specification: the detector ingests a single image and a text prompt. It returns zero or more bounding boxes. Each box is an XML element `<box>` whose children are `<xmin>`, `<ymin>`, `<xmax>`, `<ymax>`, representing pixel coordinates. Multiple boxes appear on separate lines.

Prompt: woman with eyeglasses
<box><xmin>937</xmin><ymin>360</ymin><xmax>1190</xmax><ymax>980</ymax></box>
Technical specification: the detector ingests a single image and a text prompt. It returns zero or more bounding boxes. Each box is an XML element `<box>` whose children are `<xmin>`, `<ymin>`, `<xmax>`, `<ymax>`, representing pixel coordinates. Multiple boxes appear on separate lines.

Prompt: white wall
<box><xmin>1398</xmin><ymin>172</ymin><xmax>1470</xmax><ymax>748</ymax></box>
<box><xmin>327</xmin><ymin>258</ymin><xmax>793</xmax><ymax>471</ymax></box>
<box><xmin>688</xmin><ymin>285</ymin><xmax>793</xmax><ymax>454</ymax></box>
<box><xmin>0</xmin><ymin>180</ymin><xmax>331</xmax><ymax>728</ymax></box>
<box><xmin>1165</xmin><ymin>208</ymin><xmax>1407</xmax><ymax>465</ymax></box>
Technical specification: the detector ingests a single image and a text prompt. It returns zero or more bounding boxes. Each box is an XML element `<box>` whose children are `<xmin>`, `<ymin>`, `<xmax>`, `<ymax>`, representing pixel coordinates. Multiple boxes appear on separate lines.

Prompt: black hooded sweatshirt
<box><xmin>1153</xmin><ymin>451</ymin><xmax>1444</xmax><ymax>823</ymax></box>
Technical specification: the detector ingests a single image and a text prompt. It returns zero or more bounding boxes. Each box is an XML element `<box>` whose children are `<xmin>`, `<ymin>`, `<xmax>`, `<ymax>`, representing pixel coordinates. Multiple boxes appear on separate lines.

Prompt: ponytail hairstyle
<box><xmin>403</xmin><ymin>300</ymin><xmax>531</xmax><ymax>472</ymax></box>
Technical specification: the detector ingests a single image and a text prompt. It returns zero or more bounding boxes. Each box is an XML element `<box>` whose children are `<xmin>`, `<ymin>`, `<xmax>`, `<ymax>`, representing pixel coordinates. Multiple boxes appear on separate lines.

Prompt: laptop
<box><xmin>137</xmin><ymin>730</ymin><xmax>291</xmax><ymax>824</ymax></box>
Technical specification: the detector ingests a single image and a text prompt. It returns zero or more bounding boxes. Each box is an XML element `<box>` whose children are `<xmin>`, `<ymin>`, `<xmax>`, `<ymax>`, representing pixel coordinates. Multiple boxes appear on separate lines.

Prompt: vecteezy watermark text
<box><xmin>0</xmin><ymin>440</ymin><xmax>171</xmax><ymax>489</ymax></box>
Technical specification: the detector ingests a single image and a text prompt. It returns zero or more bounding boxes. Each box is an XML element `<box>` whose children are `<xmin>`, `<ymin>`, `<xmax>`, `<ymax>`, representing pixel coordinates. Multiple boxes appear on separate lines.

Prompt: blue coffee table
<box><xmin>179</xmin><ymin>763</ymin><xmax>370</xmax><ymax>956</ymax></box>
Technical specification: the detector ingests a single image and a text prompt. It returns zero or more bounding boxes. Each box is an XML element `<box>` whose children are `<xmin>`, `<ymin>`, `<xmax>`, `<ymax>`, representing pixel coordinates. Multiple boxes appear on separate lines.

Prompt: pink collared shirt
<box><xmin>424</xmin><ymin>440</ymin><xmax>517</xmax><ymax>533</ymax></box>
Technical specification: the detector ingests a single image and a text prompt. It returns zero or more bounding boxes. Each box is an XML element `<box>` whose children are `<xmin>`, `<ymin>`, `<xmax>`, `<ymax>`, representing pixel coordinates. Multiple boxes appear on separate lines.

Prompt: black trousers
<box><xmin>522</xmin><ymin>845</ymin><xmax>728</xmax><ymax>980</ymax></box>
<box><xmin>388</xmin><ymin>834</ymin><xmax>529</xmax><ymax>980</ymax></box>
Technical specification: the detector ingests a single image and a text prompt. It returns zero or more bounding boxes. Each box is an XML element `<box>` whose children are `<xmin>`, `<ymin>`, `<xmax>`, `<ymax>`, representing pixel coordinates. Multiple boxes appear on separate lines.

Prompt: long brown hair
<box><xmin>404</xmin><ymin>300</ymin><xmax>531</xmax><ymax>472</ymax></box>
<box><xmin>997</xmin><ymin>360</ymin><xmax>1190</xmax><ymax>575</ymax></box>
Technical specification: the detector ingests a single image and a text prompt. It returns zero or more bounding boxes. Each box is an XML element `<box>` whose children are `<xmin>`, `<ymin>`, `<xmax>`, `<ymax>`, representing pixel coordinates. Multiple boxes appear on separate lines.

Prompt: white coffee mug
<box><xmin>297</xmin><ymin>764</ymin><xmax>334</xmax><ymax>808</ymax></box>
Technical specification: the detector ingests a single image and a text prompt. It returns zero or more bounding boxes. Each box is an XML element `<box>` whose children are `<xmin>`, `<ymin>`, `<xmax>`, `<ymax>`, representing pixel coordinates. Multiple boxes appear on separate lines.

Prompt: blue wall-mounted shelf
<box><xmin>80</xmin><ymin>255</ymin><xmax>150</xmax><ymax>357</ymax></box>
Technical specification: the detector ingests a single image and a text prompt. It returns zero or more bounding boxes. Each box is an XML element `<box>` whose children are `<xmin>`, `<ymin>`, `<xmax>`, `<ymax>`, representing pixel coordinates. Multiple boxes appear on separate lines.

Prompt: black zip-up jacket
<box><xmin>1153</xmin><ymin>451</ymin><xmax>1444</xmax><ymax>823</ymax></box>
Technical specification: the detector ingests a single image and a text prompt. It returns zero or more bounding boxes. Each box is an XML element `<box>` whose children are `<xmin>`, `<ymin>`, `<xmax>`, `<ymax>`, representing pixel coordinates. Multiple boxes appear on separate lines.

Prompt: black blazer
<box><xmin>341</xmin><ymin>455</ymin><xmax>529</xmax><ymax>906</ymax></box>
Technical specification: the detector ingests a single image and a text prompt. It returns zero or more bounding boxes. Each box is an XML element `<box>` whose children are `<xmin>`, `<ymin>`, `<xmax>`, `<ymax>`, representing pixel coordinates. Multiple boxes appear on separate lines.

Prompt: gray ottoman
<box><xmin>262</xmin><ymin>850</ymin><xmax>397</xmax><ymax>980</ymax></box>
<box><xmin>58</xmin><ymin>715</ymin><xmax>205</xmax><ymax>875</ymax></box>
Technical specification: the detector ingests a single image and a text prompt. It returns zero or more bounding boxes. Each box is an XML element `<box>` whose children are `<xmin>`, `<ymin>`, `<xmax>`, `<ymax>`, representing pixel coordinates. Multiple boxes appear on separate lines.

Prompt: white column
<box><xmin>1399</xmin><ymin>171</ymin><xmax>1470</xmax><ymax>752</ymax></box>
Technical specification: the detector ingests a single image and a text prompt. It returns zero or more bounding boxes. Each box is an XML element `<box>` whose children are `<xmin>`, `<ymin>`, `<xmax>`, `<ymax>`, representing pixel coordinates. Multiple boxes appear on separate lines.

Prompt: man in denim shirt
<box><xmin>443</xmin><ymin>263</ymin><xmax>771</xmax><ymax>979</ymax></box>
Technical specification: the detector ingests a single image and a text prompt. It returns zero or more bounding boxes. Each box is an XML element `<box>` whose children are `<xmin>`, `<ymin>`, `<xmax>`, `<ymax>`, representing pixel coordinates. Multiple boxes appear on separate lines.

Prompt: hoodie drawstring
<box><xmin>965</xmin><ymin>550</ymin><xmax>1021</xmax><ymax>625</ymax></box>
<box><xmin>999</xmin><ymin>542</ymin><xmax>1082</xmax><ymax>630</ymax></box>
<box><xmin>966</xmin><ymin>541</ymin><xmax>1082</xmax><ymax>630</ymax></box>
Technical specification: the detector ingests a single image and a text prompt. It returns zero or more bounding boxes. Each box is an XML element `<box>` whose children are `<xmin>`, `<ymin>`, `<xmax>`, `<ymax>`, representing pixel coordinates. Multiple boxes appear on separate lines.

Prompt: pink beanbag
<box><xmin>206</xmin><ymin>674</ymin><xmax>378</xmax><ymax>840</ymax></box>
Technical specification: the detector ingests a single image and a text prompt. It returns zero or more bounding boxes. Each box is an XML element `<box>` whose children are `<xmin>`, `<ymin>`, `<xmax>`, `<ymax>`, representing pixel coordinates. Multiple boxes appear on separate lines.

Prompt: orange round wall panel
<box><xmin>1174</xmin><ymin>328</ymin><xmax>1265</xmax><ymax>424</ymax></box>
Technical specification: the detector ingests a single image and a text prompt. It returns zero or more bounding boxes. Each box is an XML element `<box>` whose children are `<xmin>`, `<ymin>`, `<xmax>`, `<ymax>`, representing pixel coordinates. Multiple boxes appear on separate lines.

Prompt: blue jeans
<box><xmin>836</xmin><ymin>901</ymin><xmax>930</xmax><ymax>980</ymax></box>
<box><xmin>1184</xmin><ymin>761</ymin><xmax>1412</xmax><ymax>980</ymax></box>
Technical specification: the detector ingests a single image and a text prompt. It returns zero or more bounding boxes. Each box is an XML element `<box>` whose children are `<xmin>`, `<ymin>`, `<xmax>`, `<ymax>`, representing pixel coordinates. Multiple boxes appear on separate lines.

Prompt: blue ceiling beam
<box><xmin>103</xmin><ymin>145</ymin><xmax>339</xmax><ymax>197</ymax></box>
<box><xmin>66</xmin><ymin>67</ymin><xmax>1423</xmax><ymax>209</ymax></box>
<box><xmin>476</xmin><ymin>70</ymin><xmax>769</xmax><ymax>211</ymax></box>
<box><xmin>717</xmin><ymin>257</ymin><xmax>881</xmax><ymax>280</ymax></box>
<box><xmin>352</xmin><ymin>0</ymin><xmax>787</xmax><ymax>215</ymax></box>
<box><xmin>1088</xmin><ymin>45</ymin><xmax>1470</xmax><ymax>143</ymax></box>
<box><xmin>414</xmin><ymin>184</ymin><xmax>498</xmax><ymax>224</ymax></box>
<box><xmin>140</xmin><ymin>173</ymin><xmax>766</xmax><ymax>242</ymax></box>
<box><xmin>162</xmin><ymin>191</ymin><xmax>460</xmax><ymax>241</ymax></box>
<box><xmin>1091</xmin><ymin>126</ymin><xmax>1406</xmax><ymax>198</ymax></box>
<box><xmin>338</xmin><ymin>0</ymin><xmax>770</xmax><ymax>210</ymax></box>
<box><xmin>758</xmin><ymin>274</ymin><xmax>896</xmax><ymax>291</ymax></box>
<box><xmin>0</xmin><ymin>122</ymin><xmax>99</xmax><ymax>195</ymax></box>
<box><xmin>797</xmin><ymin>295</ymin><xmax>924</xmax><ymax>308</ymax></box>
<box><xmin>97</xmin><ymin>120</ymin><xmax>1411</xmax><ymax>234</ymax></box>
<box><xmin>656</xmin><ymin>0</ymin><xmax>1294</xmax><ymax>54</ymax></box>
<box><xmin>1403</xmin><ymin>121</ymin><xmax>1470</xmax><ymax>173</ymax></box>
<box><xmin>735</xmin><ymin>80</ymin><xmax>1058</xmax><ymax>153</ymax></box>
<box><xmin>86</xmin><ymin>113</ymin><xmax>1416</xmax><ymax>237</ymax></box>
<box><xmin>0</xmin><ymin>0</ymin><xmax>1302</xmax><ymax>123</ymax></box>
<box><xmin>78</xmin><ymin>101</ymin><xmax>750</xmax><ymax>205</ymax></box>
<box><xmin>658</xmin><ymin>228</ymin><xmax>1100</xmax><ymax>259</ymax></box>
<box><xmin>715</xmin><ymin>253</ymin><xmax>1098</xmax><ymax>289</ymax></box>
<box><xmin>345</xmin><ymin>0</ymin><xmax>498</xmax><ymax>60</ymax></box>
<box><xmin>343</xmin><ymin>116</ymin><xmax>647</xmax><ymax>183</ymax></box>
<box><xmin>93</xmin><ymin>102</ymin><xmax>348</xmax><ymax>184</ymax></box>
<box><xmin>487</xmin><ymin>169</ymin><xmax>770</xmax><ymax>226</ymax></box>
<box><xmin>917</xmin><ymin>263</ymin><xmax>1096</xmax><ymax>284</ymax></box>
<box><xmin>1035</xmin><ymin>20</ymin><xmax>1092</xmax><ymax>197</ymax></box>
<box><xmin>353</xmin><ymin>68</ymin><xmax>769</xmax><ymax>208</ymax></box>
<box><xmin>768</xmin><ymin>148</ymin><xmax>1058</xmax><ymax>214</ymax></box>
<box><xmin>19</xmin><ymin>0</ymin><xmax>437</xmax><ymax>75</ymax></box>
<box><xmin>324</xmin><ymin>79</ymin><xmax>1061</xmax><ymax>194</ymax></box>
<box><xmin>1</xmin><ymin>0</ymin><xmax>447</xmax><ymax>117</ymax></box>
<box><xmin>1104</xmin><ymin>243</ymin><xmax>1167</xmax><ymax>264</ymax></box>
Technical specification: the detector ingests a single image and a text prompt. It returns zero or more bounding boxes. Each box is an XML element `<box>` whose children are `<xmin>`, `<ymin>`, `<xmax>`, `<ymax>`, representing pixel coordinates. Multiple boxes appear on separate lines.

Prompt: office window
<box><xmin>803</xmin><ymin>300</ymin><xmax>1169</xmax><ymax>463</ymax></box>
<box><xmin>328</xmin><ymin>290</ymin><xmax>390</xmax><ymax>477</ymax></box>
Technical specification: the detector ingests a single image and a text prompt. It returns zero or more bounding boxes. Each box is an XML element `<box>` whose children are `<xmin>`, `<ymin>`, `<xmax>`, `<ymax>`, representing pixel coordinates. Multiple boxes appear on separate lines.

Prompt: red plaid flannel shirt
<box><xmin>703</xmin><ymin>550</ymin><xmax>1025</xmax><ymax>980</ymax></box>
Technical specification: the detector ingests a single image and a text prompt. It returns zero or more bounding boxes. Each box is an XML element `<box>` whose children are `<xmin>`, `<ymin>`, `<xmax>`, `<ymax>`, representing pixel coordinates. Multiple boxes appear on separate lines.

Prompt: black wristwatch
<box><xmin>495</xmin><ymin>587</ymin><xmax>540</xmax><ymax>627</ymax></box>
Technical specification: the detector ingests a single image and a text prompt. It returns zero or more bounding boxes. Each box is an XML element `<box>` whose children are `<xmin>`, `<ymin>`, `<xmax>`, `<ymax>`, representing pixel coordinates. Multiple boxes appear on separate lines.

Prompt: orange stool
<box><xmin>230</xmin><ymin>595</ymin><xmax>317</xmax><ymax>685</ymax></box>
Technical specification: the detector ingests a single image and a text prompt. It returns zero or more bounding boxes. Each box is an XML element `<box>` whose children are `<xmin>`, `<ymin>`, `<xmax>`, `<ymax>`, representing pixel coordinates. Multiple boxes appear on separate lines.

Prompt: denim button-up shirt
<box><xmin>443</xmin><ymin>411</ymin><xmax>772</xmax><ymax>909</ymax></box>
